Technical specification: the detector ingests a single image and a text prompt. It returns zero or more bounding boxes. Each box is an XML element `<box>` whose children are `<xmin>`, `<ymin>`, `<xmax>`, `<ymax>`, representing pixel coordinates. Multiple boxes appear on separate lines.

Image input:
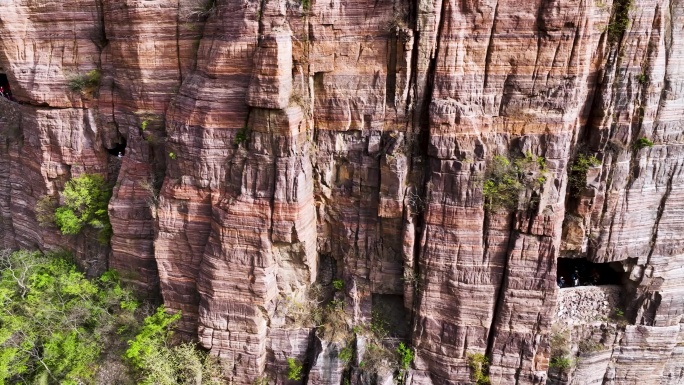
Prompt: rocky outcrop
<box><xmin>1</xmin><ymin>0</ymin><xmax>683</xmax><ymax>384</ymax></box>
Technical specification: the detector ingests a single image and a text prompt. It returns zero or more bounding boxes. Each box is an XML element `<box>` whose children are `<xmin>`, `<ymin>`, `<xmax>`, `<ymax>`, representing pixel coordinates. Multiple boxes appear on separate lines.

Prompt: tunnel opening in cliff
<box><xmin>106</xmin><ymin>138</ymin><xmax>127</xmax><ymax>156</ymax></box>
<box><xmin>557</xmin><ymin>257</ymin><xmax>626</xmax><ymax>288</ymax></box>
<box><xmin>0</xmin><ymin>73</ymin><xmax>12</xmax><ymax>98</ymax></box>
<box><xmin>372</xmin><ymin>294</ymin><xmax>410</xmax><ymax>339</ymax></box>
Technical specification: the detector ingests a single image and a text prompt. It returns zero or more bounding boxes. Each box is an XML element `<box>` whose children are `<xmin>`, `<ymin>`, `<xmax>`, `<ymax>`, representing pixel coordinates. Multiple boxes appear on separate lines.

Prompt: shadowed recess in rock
<box><xmin>0</xmin><ymin>73</ymin><xmax>12</xmax><ymax>98</ymax></box>
<box><xmin>106</xmin><ymin>138</ymin><xmax>127</xmax><ymax>156</ymax></box>
<box><xmin>557</xmin><ymin>257</ymin><xmax>626</xmax><ymax>288</ymax></box>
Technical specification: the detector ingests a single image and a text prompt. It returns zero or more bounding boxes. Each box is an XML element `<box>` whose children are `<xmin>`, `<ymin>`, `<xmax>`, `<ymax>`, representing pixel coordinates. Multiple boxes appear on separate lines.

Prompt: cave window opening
<box><xmin>0</xmin><ymin>74</ymin><xmax>14</xmax><ymax>100</ymax></box>
<box><xmin>106</xmin><ymin>138</ymin><xmax>127</xmax><ymax>157</ymax></box>
<box><xmin>557</xmin><ymin>257</ymin><xmax>625</xmax><ymax>288</ymax></box>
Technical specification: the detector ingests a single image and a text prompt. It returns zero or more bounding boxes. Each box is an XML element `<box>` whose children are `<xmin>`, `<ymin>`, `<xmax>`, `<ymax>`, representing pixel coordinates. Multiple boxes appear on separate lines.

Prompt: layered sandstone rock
<box><xmin>1</xmin><ymin>0</ymin><xmax>684</xmax><ymax>384</ymax></box>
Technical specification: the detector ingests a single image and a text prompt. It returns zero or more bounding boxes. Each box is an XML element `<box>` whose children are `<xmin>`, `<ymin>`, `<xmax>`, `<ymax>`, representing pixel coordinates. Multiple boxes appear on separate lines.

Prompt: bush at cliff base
<box><xmin>124</xmin><ymin>306</ymin><xmax>224</xmax><ymax>385</ymax></box>
<box><xmin>0</xmin><ymin>249</ymin><xmax>138</xmax><ymax>384</ymax></box>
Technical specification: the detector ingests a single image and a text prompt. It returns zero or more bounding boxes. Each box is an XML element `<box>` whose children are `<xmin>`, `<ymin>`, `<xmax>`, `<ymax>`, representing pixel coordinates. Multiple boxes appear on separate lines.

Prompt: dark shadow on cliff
<box><xmin>557</xmin><ymin>257</ymin><xmax>626</xmax><ymax>288</ymax></box>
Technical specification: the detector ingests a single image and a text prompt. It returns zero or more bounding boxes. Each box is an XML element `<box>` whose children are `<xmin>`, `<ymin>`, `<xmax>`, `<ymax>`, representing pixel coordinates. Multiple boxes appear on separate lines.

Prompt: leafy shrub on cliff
<box><xmin>286</xmin><ymin>357</ymin><xmax>304</xmax><ymax>381</ymax></box>
<box><xmin>607</xmin><ymin>0</ymin><xmax>633</xmax><ymax>42</ymax></box>
<box><xmin>35</xmin><ymin>195</ymin><xmax>58</xmax><ymax>227</ymax></box>
<box><xmin>483</xmin><ymin>152</ymin><xmax>547</xmax><ymax>211</ymax></box>
<box><xmin>68</xmin><ymin>69</ymin><xmax>101</xmax><ymax>95</ymax></box>
<box><xmin>234</xmin><ymin>127</ymin><xmax>249</xmax><ymax>146</ymax></box>
<box><xmin>467</xmin><ymin>352</ymin><xmax>491</xmax><ymax>385</ymax></box>
<box><xmin>0</xmin><ymin>250</ymin><xmax>138</xmax><ymax>384</ymax></box>
<box><xmin>549</xmin><ymin>356</ymin><xmax>574</xmax><ymax>371</ymax></box>
<box><xmin>125</xmin><ymin>306</ymin><xmax>225</xmax><ymax>385</ymax></box>
<box><xmin>568</xmin><ymin>154</ymin><xmax>600</xmax><ymax>197</ymax></box>
<box><xmin>634</xmin><ymin>137</ymin><xmax>654</xmax><ymax>149</ymax></box>
<box><xmin>338</xmin><ymin>345</ymin><xmax>353</xmax><ymax>364</ymax></box>
<box><xmin>396</xmin><ymin>342</ymin><xmax>414</xmax><ymax>371</ymax></box>
<box><xmin>54</xmin><ymin>174</ymin><xmax>112</xmax><ymax>243</ymax></box>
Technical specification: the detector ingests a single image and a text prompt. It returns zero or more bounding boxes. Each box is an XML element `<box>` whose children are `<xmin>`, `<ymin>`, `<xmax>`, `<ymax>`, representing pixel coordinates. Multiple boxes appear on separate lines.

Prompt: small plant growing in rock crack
<box><xmin>406</xmin><ymin>190</ymin><xmax>426</xmax><ymax>213</ymax></box>
<box><xmin>68</xmin><ymin>69</ymin><xmax>101</xmax><ymax>94</ymax></box>
<box><xmin>286</xmin><ymin>357</ymin><xmax>304</xmax><ymax>381</ymax></box>
<box><xmin>549</xmin><ymin>356</ymin><xmax>574</xmax><ymax>371</ymax></box>
<box><xmin>396</xmin><ymin>342</ymin><xmax>414</xmax><ymax>371</ymax></box>
<box><xmin>612</xmin><ymin>307</ymin><xmax>629</xmax><ymax>327</ymax></box>
<box><xmin>234</xmin><ymin>127</ymin><xmax>249</xmax><ymax>146</ymax></box>
<box><xmin>578</xmin><ymin>339</ymin><xmax>603</xmax><ymax>354</ymax></box>
<box><xmin>402</xmin><ymin>269</ymin><xmax>423</xmax><ymax>293</ymax></box>
<box><xmin>251</xmin><ymin>376</ymin><xmax>271</xmax><ymax>385</ymax></box>
<box><xmin>300</xmin><ymin>0</ymin><xmax>311</xmax><ymax>11</ymax></box>
<box><xmin>168</xmin><ymin>152</ymin><xmax>177</xmax><ymax>160</ymax></box>
<box><xmin>634</xmin><ymin>137</ymin><xmax>654</xmax><ymax>149</ymax></box>
<box><xmin>467</xmin><ymin>352</ymin><xmax>491</xmax><ymax>385</ymax></box>
<box><xmin>568</xmin><ymin>153</ymin><xmax>600</xmax><ymax>197</ymax></box>
<box><xmin>338</xmin><ymin>345</ymin><xmax>353</xmax><ymax>364</ymax></box>
<box><xmin>370</xmin><ymin>310</ymin><xmax>390</xmax><ymax>340</ymax></box>
<box><xmin>482</xmin><ymin>152</ymin><xmax>547</xmax><ymax>211</ymax></box>
<box><xmin>332</xmin><ymin>279</ymin><xmax>344</xmax><ymax>291</ymax></box>
<box><xmin>636</xmin><ymin>72</ymin><xmax>648</xmax><ymax>84</ymax></box>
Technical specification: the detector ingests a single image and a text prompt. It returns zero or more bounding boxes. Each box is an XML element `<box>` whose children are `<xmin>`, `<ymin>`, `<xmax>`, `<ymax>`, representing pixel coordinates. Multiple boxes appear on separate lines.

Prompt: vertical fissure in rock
<box><xmin>645</xmin><ymin>164</ymin><xmax>677</xmax><ymax>268</ymax></box>
<box><xmin>92</xmin><ymin>0</ymin><xmax>108</xmax><ymax>50</ymax></box>
<box><xmin>175</xmin><ymin>0</ymin><xmax>183</xmax><ymax>84</ymax></box>
<box><xmin>484</xmin><ymin>215</ymin><xmax>517</xmax><ymax>359</ymax></box>
<box><xmin>482</xmin><ymin>1</ymin><xmax>500</xmax><ymax>91</ymax></box>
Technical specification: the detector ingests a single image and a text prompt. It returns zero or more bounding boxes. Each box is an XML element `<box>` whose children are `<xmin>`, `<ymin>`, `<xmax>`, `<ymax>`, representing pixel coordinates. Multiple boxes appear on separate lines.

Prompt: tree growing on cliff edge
<box><xmin>482</xmin><ymin>152</ymin><xmax>547</xmax><ymax>211</ymax></box>
<box><xmin>54</xmin><ymin>174</ymin><xmax>112</xmax><ymax>243</ymax></box>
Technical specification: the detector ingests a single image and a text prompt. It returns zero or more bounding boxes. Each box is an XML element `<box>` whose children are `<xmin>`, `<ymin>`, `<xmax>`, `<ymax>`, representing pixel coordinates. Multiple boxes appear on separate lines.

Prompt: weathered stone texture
<box><xmin>1</xmin><ymin>0</ymin><xmax>684</xmax><ymax>384</ymax></box>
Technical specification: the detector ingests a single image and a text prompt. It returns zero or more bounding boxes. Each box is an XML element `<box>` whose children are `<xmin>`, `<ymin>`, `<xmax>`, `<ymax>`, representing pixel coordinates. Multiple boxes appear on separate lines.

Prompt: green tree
<box><xmin>286</xmin><ymin>357</ymin><xmax>303</xmax><ymax>381</ymax></box>
<box><xmin>125</xmin><ymin>306</ymin><xmax>225</xmax><ymax>385</ymax></box>
<box><xmin>483</xmin><ymin>152</ymin><xmax>547</xmax><ymax>211</ymax></box>
<box><xmin>54</xmin><ymin>174</ymin><xmax>112</xmax><ymax>243</ymax></box>
<box><xmin>0</xmin><ymin>250</ymin><xmax>138</xmax><ymax>385</ymax></box>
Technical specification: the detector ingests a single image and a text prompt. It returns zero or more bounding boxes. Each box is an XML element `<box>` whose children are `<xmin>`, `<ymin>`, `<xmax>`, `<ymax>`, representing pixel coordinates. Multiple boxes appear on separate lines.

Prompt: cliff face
<box><xmin>1</xmin><ymin>0</ymin><xmax>683</xmax><ymax>384</ymax></box>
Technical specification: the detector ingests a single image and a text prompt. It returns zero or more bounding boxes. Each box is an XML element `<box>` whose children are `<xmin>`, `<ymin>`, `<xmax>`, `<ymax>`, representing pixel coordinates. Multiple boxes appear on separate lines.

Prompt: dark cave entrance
<box><xmin>0</xmin><ymin>73</ymin><xmax>13</xmax><ymax>99</ymax></box>
<box><xmin>106</xmin><ymin>138</ymin><xmax>127</xmax><ymax>156</ymax></box>
<box><xmin>557</xmin><ymin>257</ymin><xmax>626</xmax><ymax>288</ymax></box>
<box><xmin>372</xmin><ymin>294</ymin><xmax>410</xmax><ymax>339</ymax></box>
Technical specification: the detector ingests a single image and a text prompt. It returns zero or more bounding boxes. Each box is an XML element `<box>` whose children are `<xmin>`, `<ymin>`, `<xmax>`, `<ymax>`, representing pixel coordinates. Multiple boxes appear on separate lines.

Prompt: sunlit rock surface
<box><xmin>1</xmin><ymin>0</ymin><xmax>683</xmax><ymax>383</ymax></box>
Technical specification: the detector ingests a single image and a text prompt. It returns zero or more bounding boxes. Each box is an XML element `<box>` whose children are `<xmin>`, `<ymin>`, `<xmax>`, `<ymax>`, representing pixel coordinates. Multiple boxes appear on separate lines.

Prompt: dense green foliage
<box><xmin>332</xmin><ymin>279</ymin><xmax>344</xmax><ymax>291</ymax></box>
<box><xmin>68</xmin><ymin>70</ymin><xmax>101</xmax><ymax>93</ymax></box>
<box><xmin>286</xmin><ymin>357</ymin><xmax>303</xmax><ymax>381</ymax></box>
<box><xmin>396</xmin><ymin>342</ymin><xmax>414</xmax><ymax>371</ymax></box>
<box><xmin>483</xmin><ymin>153</ymin><xmax>547</xmax><ymax>211</ymax></box>
<box><xmin>607</xmin><ymin>0</ymin><xmax>633</xmax><ymax>42</ymax></box>
<box><xmin>634</xmin><ymin>137</ymin><xmax>654</xmax><ymax>149</ymax></box>
<box><xmin>568</xmin><ymin>154</ymin><xmax>601</xmax><ymax>197</ymax></box>
<box><xmin>54</xmin><ymin>174</ymin><xmax>112</xmax><ymax>243</ymax></box>
<box><xmin>549</xmin><ymin>356</ymin><xmax>574</xmax><ymax>371</ymax></box>
<box><xmin>234</xmin><ymin>127</ymin><xmax>249</xmax><ymax>146</ymax></box>
<box><xmin>0</xmin><ymin>250</ymin><xmax>225</xmax><ymax>385</ymax></box>
<box><xmin>338</xmin><ymin>346</ymin><xmax>353</xmax><ymax>364</ymax></box>
<box><xmin>467</xmin><ymin>353</ymin><xmax>491</xmax><ymax>385</ymax></box>
<box><xmin>0</xmin><ymin>250</ymin><xmax>137</xmax><ymax>385</ymax></box>
<box><xmin>125</xmin><ymin>306</ymin><xmax>224</xmax><ymax>385</ymax></box>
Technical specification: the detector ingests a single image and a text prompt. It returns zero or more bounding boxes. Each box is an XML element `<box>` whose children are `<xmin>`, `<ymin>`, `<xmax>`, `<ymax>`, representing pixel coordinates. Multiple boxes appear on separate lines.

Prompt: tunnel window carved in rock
<box><xmin>0</xmin><ymin>73</ymin><xmax>14</xmax><ymax>100</ymax></box>
<box><xmin>556</xmin><ymin>257</ymin><xmax>626</xmax><ymax>288</ymax></box>
<box><xmin>106</xmin><ymin>138</ymin><xmax>127</xmax><ymax>157</ymax></box>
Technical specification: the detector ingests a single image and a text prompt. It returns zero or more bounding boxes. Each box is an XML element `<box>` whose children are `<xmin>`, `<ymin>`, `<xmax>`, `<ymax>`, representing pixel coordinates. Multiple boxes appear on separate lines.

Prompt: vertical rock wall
<box><xmin>0</xmin><ymin>0</ymin><xmax>683</xmax><ymax>384</ymax></box>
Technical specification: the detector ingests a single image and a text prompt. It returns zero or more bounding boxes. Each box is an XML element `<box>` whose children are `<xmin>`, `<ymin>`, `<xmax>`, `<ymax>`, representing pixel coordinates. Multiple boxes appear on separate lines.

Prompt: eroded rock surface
<box><xmin>1</xmin><ymin>0</ymin><xmax>683</xmax><ymax>384</ymax></box>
